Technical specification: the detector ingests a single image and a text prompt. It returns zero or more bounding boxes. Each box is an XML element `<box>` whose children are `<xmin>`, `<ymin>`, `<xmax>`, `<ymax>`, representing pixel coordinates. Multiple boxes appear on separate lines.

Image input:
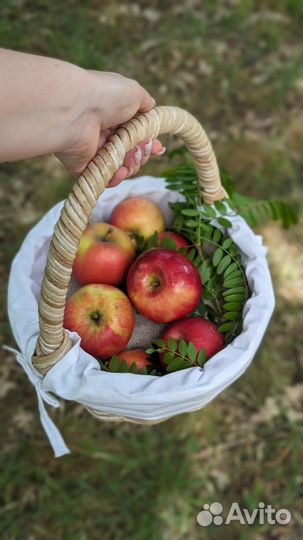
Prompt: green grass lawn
<box><xmin>0</xmin><ymin>1</ymin><xmax>302</xmax><ymax>539</ymax></box>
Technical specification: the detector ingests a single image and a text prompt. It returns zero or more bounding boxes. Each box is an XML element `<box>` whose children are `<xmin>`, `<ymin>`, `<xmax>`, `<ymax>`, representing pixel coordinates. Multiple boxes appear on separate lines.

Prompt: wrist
<box><xmin>53</xmin><ymin>63</ymin><xmax>97</xmax><ymax>151</ymax></box>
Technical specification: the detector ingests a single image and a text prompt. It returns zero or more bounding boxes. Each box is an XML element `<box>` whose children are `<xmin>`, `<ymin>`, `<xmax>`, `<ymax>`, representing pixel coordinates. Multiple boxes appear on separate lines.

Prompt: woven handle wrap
<box><xmin>33</xmin><ymin>106</ymin><xmax>227</xmax><ymax>374</ymax></box>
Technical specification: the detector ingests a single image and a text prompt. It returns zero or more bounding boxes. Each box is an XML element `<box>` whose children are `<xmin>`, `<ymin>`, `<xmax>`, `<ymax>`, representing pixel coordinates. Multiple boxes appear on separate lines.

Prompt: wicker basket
<box><xmin>31</xmin><ymin>105</ymin><xmax>228</xmax><ymax>423</ymax></box>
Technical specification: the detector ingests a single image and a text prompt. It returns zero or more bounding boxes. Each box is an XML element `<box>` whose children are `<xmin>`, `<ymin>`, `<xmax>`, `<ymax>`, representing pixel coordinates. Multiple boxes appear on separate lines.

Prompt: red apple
<box><xmin>162</xmin><ymin>318</ymin><xmax>225</xmax><ymax>366</ymax></box>
<box><xmin>73</xmin><ymin>223</ymin><xmax>136</xmax><ymax>286</ymax></box>
<box><xmin>127</xmin><ymin>248</ymin><xmax>202</xmax><ymax>323</ymax></box>
<box><xmin>159</xmin><ymin>231</ymin><xmax>190</xmax><ymax>252</ymax></box>
<box><xmin>64</xmin><ymin>284</ymin><xmax>135</xmax><ymax>359</ymax></box>
<box><xmin>111</xmin><ymin>197</ymin><xmax>165</xmax><ymax>240</ymax></box>
<box><xmin>115</xmin><ymin>349</ymin><xmax>153</xmax><ymax>370</ymax></box>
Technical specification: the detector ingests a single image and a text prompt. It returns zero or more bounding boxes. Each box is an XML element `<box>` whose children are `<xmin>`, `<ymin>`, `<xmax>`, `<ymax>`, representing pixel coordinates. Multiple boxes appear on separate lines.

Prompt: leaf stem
<box><xmin>161</xmin><ymin>345</ymin><xmax>197</xmax><ymax>367</ymax></box>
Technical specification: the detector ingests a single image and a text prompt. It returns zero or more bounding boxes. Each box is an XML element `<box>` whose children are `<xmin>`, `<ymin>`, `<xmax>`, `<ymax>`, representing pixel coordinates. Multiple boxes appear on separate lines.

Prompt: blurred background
<box><xmin>0</xmin><ymin>1</ymin><xmax>302</xmax><ymax>539</ymax></box>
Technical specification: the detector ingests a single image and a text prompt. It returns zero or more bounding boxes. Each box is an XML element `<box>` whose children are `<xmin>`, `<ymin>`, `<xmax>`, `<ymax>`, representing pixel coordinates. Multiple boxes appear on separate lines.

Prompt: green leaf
<box><xmin>217</xmin><ymin>255</ymin><xmax>232</xmax><ymax>275</ymax></box>
<box><xmin>213</xmin><ymin>229</ymin><xmax>222</xmax><ymax>243</ymax></box>
<box><xmin>146</xmin><ymin>231</ymin><xmax>159</xmax><ymax>249</ymax></box>
<box><xmin>161</xmin><ymin>236</ymin><xmax>178</xmax><ymax>250</ymax></box>
<box><xmin>223</xmin><ymin>278</ymin><xmax>245</xmax><ymax>288</ymax></box>
<box><xmin>181</xmin><ymin>208</ymin><xmax>199</xmax><ymax>216</ymax></box>
<box><xmin>168</xmin><ymin>337</ymin><xmax>177</xmax><ymax>352</ymax></box>
<box><xmin>140</xmin><ymin>367</ymin><xmax>148</xmax><ymax>375</ymax></box>
<box><xmin>222</xmin><ymin>238</ymin><xmax>233</xmax><ymax>250</ymax></box>
<box><xmin>197</xmin><ymin>348</ymin><xmax>206</xmax><ymax>367</ymax></box>
<box><xmin>119</xmin><ymin>359</ymin><xmax>129</xmax><ymax>373</ymax></box>
<box><xmin>201</xmin><ymin>223</ymin><xmax>213</xmax><ymax>234</ymax></box>
<box><xmin>187</xmin><ymin>248</ymin><xmax>196</xmax><ymax>261</ymax></box>
<box><xmin>204</xmin><ymin>205</ymin><xmax>218</xmax><ymax>218</ymax></box>
<box><xmin>214</xmin><ymin>201</ymin><xmax>227</xmax><ymax>214</ymax></box>
<box><xmin>174</xmin><ymin>215</ymin><xmax>185</xmax><ymax>230</ymax></box>
<box><xmin>167</xmin><ymin>357</ymin><xmax>188</xmax><ymax>372</ymax></box>
<box><xmin>224</xmin><ymin>262</ymin><xmax>238</xmax><ymax>277</ymax></box>
<box><xmin>185</xmin><ymin>219</ymin><xmax>198</xmax><ymax>228</ymax></box>
<box><xmin>218</xmin><ymin>321</ymin><xmax>235</xmax><ymax>332</ymax></box>
<box><xmin>187</xmin><ymin>341</ymin><xmax>197</xmax><ymax>362</ymax></box>
<box><xmin>217</xmin><ymin>216</ymin><xmax>232</xmax><ymax>228</ymax></box>
<box><xmin>223</xmin><ymin>311</ymin><xmax>241</xmax><ymax>320</ymax></box>
<box><xmin>163</xmin><ymin>351</ymin><xmax>175</xmax><ymax>364</ymax></box>
<box><xmin>145</xmin><ymin>348</ymin><xmax>155</xmax><ymax>355</ymax></box>
<box><xmin>109</xmin><ymin>355</ymin><xmax>119</xmax><ymax>372</ymax></box>
<box><xmin>199</xmin><ymin>260</ymin><xmax>212</xmax><ymax>282</ymax></box>
<box><xmin>224</xmin><ymin>269</ymin><xmax>242</xmax><ymax>281</ymax></box>
<box><xmin>200</xmin><ymin>226</ymin><xmax>213</xmax><ymax>240</ymax></box>
<box><xmin>213</xmin><ymin>248</ymin><xmax>224</xmax><ymax>267</ymax></box>
<box><xmin>228</xmin><ymin>244</ymin><xmax>238</xmax><ymax>256</ymax></box>
<box><xmin>223</xmin><ymin>286</ymin><xmax>246</xmax><ymax>296</ymax></box>
<box><xmin>178</xmin><ymin>339</ymin><xmax>188</xmax><ymax>356</ymax></box>
<box><xmin>129</xmin><ymin>362</ymin><xmax>138</xmax><ymax>374</ymax></box>
<box><xmin>155</xmin><ymin>339</ymin><xmax>166</xmax><ymax>348</ymax></box>
<box><xmin>223</xmin><ymin>293</ymin><xmax>246</xmax><ymax>303</ymax></box>
<box><xmin>223</xmin><ymin>302</ymin><xmax>242</xmax><ymax>311</ymax></box>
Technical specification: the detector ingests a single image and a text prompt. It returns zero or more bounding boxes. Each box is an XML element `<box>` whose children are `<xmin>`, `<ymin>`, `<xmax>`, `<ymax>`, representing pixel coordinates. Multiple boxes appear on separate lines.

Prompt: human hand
<box><xmin>56</xmin><ymin>71</ymin><xmax>165</xmax><ymax>186</ymax></box>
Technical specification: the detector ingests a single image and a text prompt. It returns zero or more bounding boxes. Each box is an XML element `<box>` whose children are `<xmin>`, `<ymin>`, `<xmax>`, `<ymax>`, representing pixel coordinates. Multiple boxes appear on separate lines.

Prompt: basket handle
<box><xmin>33</xmin><ymin>105</ymin><xmax>228</xmax><ymax>374</ymax></box>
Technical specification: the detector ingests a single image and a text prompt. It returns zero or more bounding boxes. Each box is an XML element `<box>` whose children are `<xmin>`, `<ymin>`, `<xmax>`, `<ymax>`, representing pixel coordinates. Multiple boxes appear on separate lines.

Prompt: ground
<box><xmin>0</xmin><ymin>1</ymin><xmax>302</xmax><ymax>539</ymax></box>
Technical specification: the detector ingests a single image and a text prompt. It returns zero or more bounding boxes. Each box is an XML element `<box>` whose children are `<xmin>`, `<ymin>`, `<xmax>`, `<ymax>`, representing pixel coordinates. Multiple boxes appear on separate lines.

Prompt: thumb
<box><xmin>136</xmin><ymin>84</ymin><xmax>156</xmax><ymax>113</ymax></box>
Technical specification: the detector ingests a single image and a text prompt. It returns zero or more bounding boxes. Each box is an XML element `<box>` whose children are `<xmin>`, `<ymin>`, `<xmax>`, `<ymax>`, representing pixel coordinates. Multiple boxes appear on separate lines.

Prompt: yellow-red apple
<box><xmin>111</xmin><ymin>197</ymin><xmax>165</xmax><ymax>240</ymax></box>
<box><xmin>127</xmin><ymin>248</ymin><xmax>202</xmax><ymax>323</ymax></box>
<box><xmin>64</xmin><ymin>284</ymin><xmax>135</xmax><ymax>359</ymax></box>
<box><xmin>73</xmin><ymin>223</ymin><xmax>136</xmax><ymax>286</ymax></box>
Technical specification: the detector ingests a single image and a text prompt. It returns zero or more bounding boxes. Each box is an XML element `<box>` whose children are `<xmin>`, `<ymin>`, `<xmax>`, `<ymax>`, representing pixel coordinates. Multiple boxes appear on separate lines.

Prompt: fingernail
<box><xmin>143</xmin><ymin>138</ymin><xmax>153</xmax><ymax>156</ymax></box>
<box><xmin>128</xmin><ymin>167</ymin><xmax>134</xmax><ymax>177</ymax></box>
<box><xmin>134</xmin><ymin>145</ymin><xmax>142</xmax><ymax>165</ymax></box>
<box><xmin>151</xmin><ymin>98</ymin><xmax>156</xmax><ymax>106</ymax></box>
<box><xmin>156</xmin><ymin>146</ymin><xmax>166</xmax><ymax>156</ymax></box>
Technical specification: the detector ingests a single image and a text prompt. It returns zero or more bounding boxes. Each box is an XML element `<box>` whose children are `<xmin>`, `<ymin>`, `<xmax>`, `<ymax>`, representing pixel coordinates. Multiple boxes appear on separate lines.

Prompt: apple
<box><xmin>115</xmin><ymin>349</ymin><xmax>153</xmax><ymax>370</ymax></box>
<box><xmin>73</xmin><ymin>223</ymin><xmax>136</xmax><ymax>286</ymax></box>
<box><xmin>159</xmin><ymin>231</ymin><xmax>190</xmax><ymax>251</ymax></box>
<box><xmin>127</xmin><ymin>248</ymin><xmax>202</xmax><ymax>323</ymax></box>
<box><xmin>162</xmin><ymin>317</ymin><xmax>225</xmax><ymax>366</ymax></box>
<box><xmin>111</xmin><ymin>197</ymin><xmax>165</xmax><ymax>240</ymax></box>
<box><xmin>64</xmin><ymin>284</ymin><xmax>135</xmax><ymax>359</ymax></box>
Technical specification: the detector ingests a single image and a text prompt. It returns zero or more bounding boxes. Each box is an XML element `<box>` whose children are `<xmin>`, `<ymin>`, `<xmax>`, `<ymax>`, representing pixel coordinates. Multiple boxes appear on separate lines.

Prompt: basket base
<box><xmin>85</xmin><ymin>406</ymin><xmax>171</xmax><ymax>425</ymax></box>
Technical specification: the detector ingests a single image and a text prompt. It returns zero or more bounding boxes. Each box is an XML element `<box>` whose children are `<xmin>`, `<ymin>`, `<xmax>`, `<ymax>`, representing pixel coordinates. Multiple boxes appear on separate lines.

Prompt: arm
<box><xmin>0</xmin><ymin>49</ymin><xmax>163</xmax><ymax>183</ymax></box>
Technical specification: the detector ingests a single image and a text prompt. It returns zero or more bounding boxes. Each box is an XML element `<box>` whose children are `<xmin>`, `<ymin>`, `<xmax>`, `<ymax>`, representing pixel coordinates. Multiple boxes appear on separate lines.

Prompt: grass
<box><xmin>0</xmin><ymin>1</ymin><xmax>302</xmax><ymax>539</ymax></box>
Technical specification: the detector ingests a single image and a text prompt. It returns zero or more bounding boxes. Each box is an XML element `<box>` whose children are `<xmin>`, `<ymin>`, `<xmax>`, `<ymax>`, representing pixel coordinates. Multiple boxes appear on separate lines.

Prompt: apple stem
<box><xmin>102</xmin><ymin>227</ymin><xmax>114</xmax><ymax>242</ymax></box>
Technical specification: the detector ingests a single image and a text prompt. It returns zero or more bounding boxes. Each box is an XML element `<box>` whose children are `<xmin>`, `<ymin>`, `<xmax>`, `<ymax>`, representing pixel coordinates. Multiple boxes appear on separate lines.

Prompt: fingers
<box><xmin>107</xmin><ymin>139</ymin><xmax>166</xmax><ymax>188</ymax></box>
<box><xmin>107</xmin><ymin>166</ymin><xmax>129</xmax><ymax>188</ymax></box>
